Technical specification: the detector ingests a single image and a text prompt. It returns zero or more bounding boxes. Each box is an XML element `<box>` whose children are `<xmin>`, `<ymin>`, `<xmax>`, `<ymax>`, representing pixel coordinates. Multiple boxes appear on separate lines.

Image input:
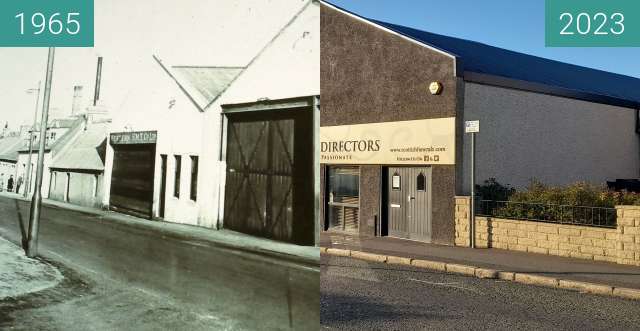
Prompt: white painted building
<box><xmin>16</xmin><ymin>118</ymin><xmax>84</xmax><ymax>197</ymax></box>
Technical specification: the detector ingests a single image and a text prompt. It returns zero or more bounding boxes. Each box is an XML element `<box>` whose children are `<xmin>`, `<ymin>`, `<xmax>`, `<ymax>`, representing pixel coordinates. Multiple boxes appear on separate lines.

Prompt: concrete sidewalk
<box><xmin>321</xmin><ymin>233</ymin><xmax>640</xmax><ymax>298</ymax></box>
<box><xmin>0</xmin><ymin>237</ymin><xmax>63</xmax><ymax>300</ymax></box>
<box><xmin>0</xmin><ymin>192</ymin><xmax>318</xmax><ymax>267</ymax></box>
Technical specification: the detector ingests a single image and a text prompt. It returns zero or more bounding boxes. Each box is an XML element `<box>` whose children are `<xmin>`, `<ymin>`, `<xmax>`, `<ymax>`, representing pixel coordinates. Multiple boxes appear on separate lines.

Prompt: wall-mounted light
<box><xmin>429</xmin><ymin>81</ymin><xmax>443</xmax><ymax>95</ymax></box>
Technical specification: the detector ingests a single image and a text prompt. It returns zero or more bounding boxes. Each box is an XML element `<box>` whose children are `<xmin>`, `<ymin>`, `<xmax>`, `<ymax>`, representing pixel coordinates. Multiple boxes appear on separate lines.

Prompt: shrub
<box><xmin>508</xmin><ymin>179</ymin><xmax>640</xmax><ymax>207</ymax></box>
<box><xmin>475</xmin><ymin>178</ymin><xmax>515</xmax><ymax>202</ymax></box>
<box><xmin>476</xmin><ymin>179</ymin><xmax>640</xmax><ymax>226</ymax></box>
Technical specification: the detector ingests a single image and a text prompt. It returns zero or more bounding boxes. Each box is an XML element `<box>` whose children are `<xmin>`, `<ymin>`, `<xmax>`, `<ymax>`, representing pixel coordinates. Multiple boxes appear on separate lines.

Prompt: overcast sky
<box><xmin>0</xmin><ymin>0</ymin><xmax>307</xmax><ymax>131</ymax></box>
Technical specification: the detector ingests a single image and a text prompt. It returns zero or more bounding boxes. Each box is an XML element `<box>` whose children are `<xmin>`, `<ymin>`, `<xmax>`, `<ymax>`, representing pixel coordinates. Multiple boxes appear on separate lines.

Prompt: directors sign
<box><xmin>320</xmin><ymin>118</ymin><xmax>455</xmax><ymax>165</ymax></box>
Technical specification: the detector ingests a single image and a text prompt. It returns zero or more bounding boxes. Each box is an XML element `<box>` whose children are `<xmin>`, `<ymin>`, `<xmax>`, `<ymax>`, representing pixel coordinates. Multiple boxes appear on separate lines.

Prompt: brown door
<box><xmin>110</xmin><ymin>144</ymin><xmax>156</xmax><ymax>219</ymax></box>
<box><xmin>388</xmin><ymin>167</ymin><xmax>432</xmax><ymax>242</ymax></box>
<box><xmin>224</xmin><ymin>109</ymin><xmax>313</xmax><ymax>245</ymax></box>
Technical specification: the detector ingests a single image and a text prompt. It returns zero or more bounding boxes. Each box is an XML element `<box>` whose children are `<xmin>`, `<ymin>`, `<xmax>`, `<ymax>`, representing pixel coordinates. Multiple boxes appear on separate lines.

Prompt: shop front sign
<box><xmin>320</xmin><ymin>118</ymin><xmax>455</xmax><ymax>165</ymax></box>
<box><xmin>110</xmin><ymin>131</ymin><xmax>157</xmax><ymax>145</ymax></box>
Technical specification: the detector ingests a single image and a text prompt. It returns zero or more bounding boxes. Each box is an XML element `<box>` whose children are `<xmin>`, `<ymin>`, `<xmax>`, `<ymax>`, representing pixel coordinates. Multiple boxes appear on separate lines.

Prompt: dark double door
<box><xmin>224</xmin><ymin>109</ymin><xmax>313</xmax><ymax>245</ymax></box>
<box><xmin>387</xmin><ymin>167</ymin><xmax>432</xmax><ymax>242</ymax></box>
<box><xmin>110</xmin><ymin>144</ymin><xmax>156</xmax><ymax>219</ymax></box>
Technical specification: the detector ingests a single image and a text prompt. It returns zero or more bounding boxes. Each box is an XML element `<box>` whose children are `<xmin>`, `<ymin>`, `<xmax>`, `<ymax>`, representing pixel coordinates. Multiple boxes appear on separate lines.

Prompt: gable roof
<box><xmin>0</xmin><ymin>136</ymin><xmax>24</xmax><ymax>162</ymax></box>
<box><xmin>49</xmin><ymin>122</ymin><xmax>108</xmax><ymax>171</ymax></box>
<box><xmin>324</xmin><ymin>2</ymin><xmax>640</xmax><ymax>109</ymax></box>
<box><xmin>18</xmin><ymin>117</ymin><xmax>85</xmax><ymax>153</ymax></box>
<box><xmin>153</xmin><ymin>56</ymin><xmax>245</xmax><ymax>111</ymax></box>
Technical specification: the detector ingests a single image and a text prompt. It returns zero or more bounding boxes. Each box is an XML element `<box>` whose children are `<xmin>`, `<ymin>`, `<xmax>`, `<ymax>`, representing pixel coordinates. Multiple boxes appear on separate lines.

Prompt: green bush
<box><xmin>508</xmin><ymin>179</ymin><xmax>640</xmax><ymax>207</ymax></box>
<box><xmin>476</xmin><ymin>179</ymin><xmax>640</xmax><ymax>226</ymax></box>
<box><xmin>475</xmin><ymin>178</ymin><xmax>515</xmax><ymax>201</ymax></box>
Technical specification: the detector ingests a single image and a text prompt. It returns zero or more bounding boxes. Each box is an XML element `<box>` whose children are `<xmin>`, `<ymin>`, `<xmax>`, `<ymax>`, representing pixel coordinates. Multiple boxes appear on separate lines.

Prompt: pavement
<box><xmin>0</xmin><ymin>237</ymin><xmax>62</xmax><ymax>300</ymax></box>
<box><xmin>0</xmin><ymin>194</ymin><xmax>319</xmax><ymax>330</ymax></box>
<box><xmin>321</xmin><ymin>255</ymin><xmax>640</xmax><ymax>330</ymax></box>
<box><xmin>321</xmin><ymin>233</ymin><xmax>640</xmax><ymax>297</ymax></box>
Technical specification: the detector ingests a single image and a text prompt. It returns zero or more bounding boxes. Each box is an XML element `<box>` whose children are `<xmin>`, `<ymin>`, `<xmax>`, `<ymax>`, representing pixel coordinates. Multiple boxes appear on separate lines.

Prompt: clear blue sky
<box><xmin>329</xmin><ymin>0</ymin><xmax>640</xmax><ymax>78</ymax></box>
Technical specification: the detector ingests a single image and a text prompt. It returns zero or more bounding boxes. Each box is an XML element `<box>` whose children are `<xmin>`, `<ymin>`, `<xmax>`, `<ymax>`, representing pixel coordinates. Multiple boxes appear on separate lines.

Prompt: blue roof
<box><xmin>325</xmin><ymin>2</ymin><xmax>640</xmax><ymax>108</ymax></box>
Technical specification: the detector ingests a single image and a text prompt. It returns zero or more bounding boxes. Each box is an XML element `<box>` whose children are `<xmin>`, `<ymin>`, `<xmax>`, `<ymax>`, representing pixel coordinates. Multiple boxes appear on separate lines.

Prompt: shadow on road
<box><xmin>13</xmin><ymin>199</ymin><xmax>27</xmax><ymax>251</ymax></box>
<box><xmin>321</xmin><ymin>292</ymin><xmax>456</xmax><ymax>325</ymax></box>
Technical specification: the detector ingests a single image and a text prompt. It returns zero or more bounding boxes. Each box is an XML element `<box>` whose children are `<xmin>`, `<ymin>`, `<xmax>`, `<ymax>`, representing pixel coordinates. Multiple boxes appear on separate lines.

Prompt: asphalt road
<box><xmin>321</xmin><ymin>255</ymin><xmax>640</xmax><ymax>331</ymax></box>
<box><xmin>0</xmin><ymin>197</ymin><xmax>318</xmax><ymax>330</ymax></box>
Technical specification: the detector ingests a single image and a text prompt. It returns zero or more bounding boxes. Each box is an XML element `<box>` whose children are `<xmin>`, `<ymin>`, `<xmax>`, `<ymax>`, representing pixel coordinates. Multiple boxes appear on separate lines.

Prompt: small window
<box><xmin>64</xmin><ymin>173</ymin><xmax>70</xmax><ymax>202</ymax></box>
<box><xmin>174</xmin><ymin>155</ymin><xmax>181</xmax><ymax>198</ymax></box>
<box><xmin>190</xmin><ymin>155</ymin><xmax>198</xmax><ymax>201</ymax></box>
<box><xmin>93</xmin><ymin>174</ymin><xmax>99</xmax><ymax>197</ymax></box>
<box><xmin>392</xmin><ymin>172</ymin><xmax>401</xmax><ymax>190</ymax></box>
<box><xmin>417</xmin><ymin>172</ymin><xmax>426</xmax><ymax>191</ymax></box>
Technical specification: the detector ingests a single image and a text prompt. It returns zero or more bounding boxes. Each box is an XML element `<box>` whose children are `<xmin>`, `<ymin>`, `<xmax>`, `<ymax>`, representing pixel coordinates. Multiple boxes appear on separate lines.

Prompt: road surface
<box><xmin>321</xmin><ymin>255</ymin><xmax>640</xmax><ymax>330</ymax></box>
<box><xmin>0</xmin><ymin>196</ymin><xmax>318</xmax><ymax>330</ymax></box>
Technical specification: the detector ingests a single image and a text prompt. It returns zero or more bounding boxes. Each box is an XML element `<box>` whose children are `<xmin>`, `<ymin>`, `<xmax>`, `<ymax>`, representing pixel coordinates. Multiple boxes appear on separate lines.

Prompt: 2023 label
<box><xmin>0</xmin><ymin>0</ymin><xmax>93</xmax><ymax>47</ymax></box>
<box><xmin>546</xmin><ymin>0</ymin><xmax>639</xmax><ymax>47</ymax></box>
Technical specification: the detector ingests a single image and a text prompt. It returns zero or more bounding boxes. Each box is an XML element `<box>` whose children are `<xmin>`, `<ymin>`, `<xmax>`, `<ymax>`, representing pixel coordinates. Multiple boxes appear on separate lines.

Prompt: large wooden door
<box><xmin>110</xmin><ymin>144</ymin><xmax>156</xmax><ymax>219</ymax></box>
<box><xmin>224</xmin><ymin>109</ymin><xmax>313</xmax><ymax>245</ymax></box>
<box><xmin>387</xmin><ymin>167</ymin><xmax>432</xmax><ymax>242</ymax></box>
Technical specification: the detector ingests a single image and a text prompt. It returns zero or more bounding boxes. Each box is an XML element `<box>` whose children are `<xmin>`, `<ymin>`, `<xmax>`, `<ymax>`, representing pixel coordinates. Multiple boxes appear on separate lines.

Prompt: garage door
<box><xmin>224</xmin><ymin>108</ymin><xmax>313</xmax><ymax>245</ymax></box>
<box><xmin>109</xmin><ymin>133</ymin><xmax>157</xmax><ymax>219</ymax></box>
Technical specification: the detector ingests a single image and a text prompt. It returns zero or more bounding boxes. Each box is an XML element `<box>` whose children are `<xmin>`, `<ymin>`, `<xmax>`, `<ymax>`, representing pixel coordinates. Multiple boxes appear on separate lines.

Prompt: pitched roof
<box><xmin>153</xmin><ymin>56</ymin><xmax>245</xmax><ymax>111</ymax></box>
<box><xmin>18</xmin><ymin>117</ymin><xmax>85</xmax><ymax>153</ymax></box>
<box><xmin>325</xmin><ymin>2</ymin><xmax>640</xmax><ymax>108</ymax></box>
<box><xmin>172</xmin><ymin>66</ymin><xmax>244</xmax><ymax>107</ymax></box>
<box><xmin>0</xmin><ymin>136</ymin><xmax>24</xmax><ymax>162</ymax></box>
<box><xmin>49</xmin><ymin>122</ymin><xmax>108</xmax><ymax>171</ymax></box>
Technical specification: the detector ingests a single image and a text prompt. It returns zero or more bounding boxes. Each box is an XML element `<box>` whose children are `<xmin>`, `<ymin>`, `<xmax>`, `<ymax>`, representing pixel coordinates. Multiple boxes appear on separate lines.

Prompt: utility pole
<box><xmin>24</xmin><ymin>82</ymin><xmax>41</xmax><ymax>198</ymax></box>
<box><xmin>465</xmin><ymin>120</ymin><xmax>480</xmax><ymax>249</ymax></box>
<box><xmin>26</xmin><ymin>47</ymin><xmax>55</xmax><ymax>258</ymax></box>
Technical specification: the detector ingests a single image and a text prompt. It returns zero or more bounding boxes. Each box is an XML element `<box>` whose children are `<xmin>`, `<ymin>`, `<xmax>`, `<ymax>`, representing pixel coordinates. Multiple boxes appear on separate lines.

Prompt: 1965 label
<box><xmin>0</xmin><ymin>0</ymin><xmax>93</xmax><ymax>47</ymax></box>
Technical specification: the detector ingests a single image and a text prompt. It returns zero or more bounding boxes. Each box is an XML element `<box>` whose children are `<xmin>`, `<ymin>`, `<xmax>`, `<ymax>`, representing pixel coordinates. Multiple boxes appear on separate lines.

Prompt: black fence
<box><xmin>477</xmin><ymin>200</ymin><xmax>617</xmax><ymax>228</ymax></box>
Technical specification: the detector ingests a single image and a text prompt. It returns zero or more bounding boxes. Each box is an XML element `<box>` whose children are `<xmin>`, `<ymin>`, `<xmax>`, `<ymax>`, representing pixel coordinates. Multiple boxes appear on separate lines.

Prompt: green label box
<box><xmin>546</xmin><ymin>0</ymin><xmax>640</xmax><ymax>47</ymax></box>
<box><xmin>0</xmin><ymin>0</ymin><xmax>94</xmax><ymax>47</ymax></box>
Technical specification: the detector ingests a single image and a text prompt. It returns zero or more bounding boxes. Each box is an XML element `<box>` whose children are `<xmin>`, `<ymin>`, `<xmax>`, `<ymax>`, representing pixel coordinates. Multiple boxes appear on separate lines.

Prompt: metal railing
<box><xmin>476</xmin><ymin>200</ymin><xmax>617</xmax><ymax>228</ymax></box>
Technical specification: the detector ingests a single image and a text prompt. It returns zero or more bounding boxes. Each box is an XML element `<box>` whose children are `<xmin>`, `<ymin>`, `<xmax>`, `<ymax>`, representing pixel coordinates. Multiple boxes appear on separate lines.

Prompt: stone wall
<box><xmin>454</xmin><ymin>196</ymin><xmax>640</xmax><ymax>267</ymax></box>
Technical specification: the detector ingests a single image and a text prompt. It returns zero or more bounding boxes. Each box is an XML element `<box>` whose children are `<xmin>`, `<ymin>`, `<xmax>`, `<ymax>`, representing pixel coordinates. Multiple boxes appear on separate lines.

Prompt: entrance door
<box><xmin>109</xmin><ymin>144</ymin><xmax>156</xmax><ymax>219</ymax></box>
<box><xmin>387</xmin><ymin>167</ymin><xmax>432</xmax><ymax>242</ymax></box>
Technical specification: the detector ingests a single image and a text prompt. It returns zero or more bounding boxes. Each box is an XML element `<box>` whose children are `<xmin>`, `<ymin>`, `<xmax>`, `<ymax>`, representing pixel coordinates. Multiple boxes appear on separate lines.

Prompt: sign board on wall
<box><xmin>320</xmin><ymin>118</ymin><xmax>455</xmax><ymax>165</ymax></box>
<box><xmin>110</xmin><ymin>131</ymin><xmax>157</xmax><ymax>145</ymax></box>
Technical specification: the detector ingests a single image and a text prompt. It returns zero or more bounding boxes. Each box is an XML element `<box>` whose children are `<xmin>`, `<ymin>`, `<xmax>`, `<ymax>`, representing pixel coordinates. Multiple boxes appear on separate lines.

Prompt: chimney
<box><xmin>93</xmin><ymin>57</ymin><xmax>103</xmax><ymax>106</ymax></box>
<box><xmin>72</xmin><ymin>85</ymin><xmax>83</xmax><ymax>116</ymax></box>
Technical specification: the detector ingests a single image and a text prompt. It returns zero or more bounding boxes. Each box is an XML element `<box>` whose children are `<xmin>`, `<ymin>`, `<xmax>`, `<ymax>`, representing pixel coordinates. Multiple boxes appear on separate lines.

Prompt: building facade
<box><xmin>319</xmin><ymin>2</ymin><xmax>640</xmax><ymax>245</ymax></box>
<box><xmin>95</xmin><ymin>0</ymin><xmax>320</xmax><ymax>246</ymax></box>
<box><xmin>49</xmin><ymin>120</ymin><xmax>109</xmax><ymax>209</ymax></box>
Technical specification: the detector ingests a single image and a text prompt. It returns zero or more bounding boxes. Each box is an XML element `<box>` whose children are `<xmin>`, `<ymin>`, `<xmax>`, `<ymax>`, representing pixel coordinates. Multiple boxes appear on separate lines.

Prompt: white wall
<box><xmin>461</xmin><ymin>82</ymin><xmax>640</xmax><ymax>192</ymax></box>
<box><xmin>198</xmin><ymin>1</ymin><xmax>320</xmax><ymax>228</ymax></box>
<box><xmin>98</xmin><ymin>0</ymin><xmax>319</xmax><ymax>229</ymax></box>
<box><xmin>16</xmin><ymin>152</ymin><xmax>53</xmax><ymax>198</ymax></box>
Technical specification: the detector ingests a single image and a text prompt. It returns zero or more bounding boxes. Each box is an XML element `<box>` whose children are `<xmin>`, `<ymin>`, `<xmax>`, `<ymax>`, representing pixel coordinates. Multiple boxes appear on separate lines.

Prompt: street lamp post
<box><xmin>26</xmin><ymin>47</ymin><xmax>55</xmax><ymax>258</ymax></box>
<box><xmin>25</xmin><ymin>82</ymin><xmax>41</xmax><ymax>198</ymax></box>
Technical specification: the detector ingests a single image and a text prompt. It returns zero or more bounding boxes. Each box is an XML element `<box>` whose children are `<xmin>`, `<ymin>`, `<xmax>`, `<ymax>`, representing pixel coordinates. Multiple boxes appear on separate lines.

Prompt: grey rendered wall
<box><xmin>461</xmin><ymin>82</ymin><xmax>640</xmax><ymax>193</ymax></box>
<box><xmin>320</xmin><ymin>4</ymin><xmax>459</xmax><ymax>244</ymax></box>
